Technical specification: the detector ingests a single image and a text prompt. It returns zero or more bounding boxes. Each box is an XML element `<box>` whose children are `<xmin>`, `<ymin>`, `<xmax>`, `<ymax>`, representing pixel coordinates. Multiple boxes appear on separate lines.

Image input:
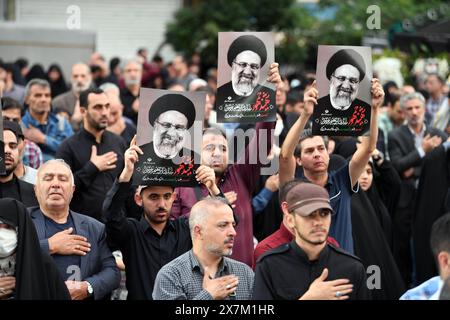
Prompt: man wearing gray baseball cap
<box><xmin>253</xmin><ymin>181</ymin><xmax>370</xmax><ymax>300</ymax></box>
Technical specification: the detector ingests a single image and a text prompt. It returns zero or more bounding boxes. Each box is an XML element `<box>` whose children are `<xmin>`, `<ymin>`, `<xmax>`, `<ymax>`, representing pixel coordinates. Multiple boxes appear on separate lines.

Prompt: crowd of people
<box><xmin>0</xmin><ymin>46</ymin><xmax>449</xmax><ymax>300</ymax></box>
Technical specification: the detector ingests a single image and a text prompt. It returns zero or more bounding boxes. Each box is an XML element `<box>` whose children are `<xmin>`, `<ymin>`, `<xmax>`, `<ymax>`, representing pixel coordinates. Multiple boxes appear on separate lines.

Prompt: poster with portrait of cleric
<box><xmin>133</xmin><ymin>88</ymin><xmax>205</xmax><ymax>187</ymax></box>
<box><xmin>312</xmin><ymin>45</ymin><xmax>372</xmax><ymax>136</ymax></box>
<box><xmin>216</xmin><ymin>32</ymin><xmax>276</xmax><ymax>123</ymax></box>
<box><xmin>0</xmin><ymin>106</ymin><xmax>5</xmax><ymax>175</ymax></box>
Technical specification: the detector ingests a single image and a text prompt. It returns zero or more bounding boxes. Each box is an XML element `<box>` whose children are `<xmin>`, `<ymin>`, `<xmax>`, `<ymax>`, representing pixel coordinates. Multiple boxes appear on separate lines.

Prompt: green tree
<box><xmin>165</xmin><ymin>0</ymin><xmax>314</xmax><ymax>67</ymax></box>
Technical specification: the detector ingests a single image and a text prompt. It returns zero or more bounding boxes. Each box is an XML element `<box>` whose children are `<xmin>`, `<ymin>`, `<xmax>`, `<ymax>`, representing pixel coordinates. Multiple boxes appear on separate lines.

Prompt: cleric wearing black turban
<box><xmin>136</xmin><ymin>93</ymin><xmax>201</xmax><ymax>186</ymax></box>
<box><xmin>216</xmin><ymin>34</ymin><xmax>275</xmax><ymax>121</ymax></box>
<box><xmin>313</xmin><ymin>48</ymin><xmax>372</xmax><ymax>136</ymax></box>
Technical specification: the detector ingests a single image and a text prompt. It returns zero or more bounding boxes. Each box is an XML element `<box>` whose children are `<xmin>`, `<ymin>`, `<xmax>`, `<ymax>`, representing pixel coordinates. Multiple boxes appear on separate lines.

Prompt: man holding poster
<box><xmin>216</xmin><ymin>33</ymin><xmax>276</xmax><ymax>123</ymax></box>
<box><xmin>134</xmin><ymin>89</ymin><xmax>203</xmax><ymax>187</ymax></box>
<box><xmin>312</xmin><ymin>46</ymin><xmax>372</xmax><ymax>136</ymax></box>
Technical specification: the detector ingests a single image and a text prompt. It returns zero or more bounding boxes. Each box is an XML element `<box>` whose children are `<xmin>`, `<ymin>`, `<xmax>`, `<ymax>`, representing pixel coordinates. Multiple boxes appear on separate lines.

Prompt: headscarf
<box><xmin>0</xmin><ymin>198</ymin><xmax>70</xmax><ymax>300</ymax></box>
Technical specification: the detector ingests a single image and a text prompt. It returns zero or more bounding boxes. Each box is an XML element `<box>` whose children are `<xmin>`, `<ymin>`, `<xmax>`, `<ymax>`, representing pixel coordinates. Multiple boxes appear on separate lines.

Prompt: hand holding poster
<box><xmin>216</xmin><ymin>32</ymin><xmax>276</xmax><ymax>123</ymax></box>
<box><xmin>312</xmin><ymin>45</ymin><xmax>372</xmax><ymax>136</ymax></box>
<box><xmin>133</xmin><ymin>88</ymin><xmax>204</xmax><ymax>187</ymax></box>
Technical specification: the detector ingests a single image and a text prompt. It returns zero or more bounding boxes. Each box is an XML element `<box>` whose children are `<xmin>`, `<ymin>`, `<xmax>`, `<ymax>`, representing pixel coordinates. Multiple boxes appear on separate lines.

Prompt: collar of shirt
<box><xmin>429</xmin><ymin>278</ymin><xmax>444</xmax><ymax>300</ymax></box>
<box><xmin>24</xmin><ymin>110</ymin><xmax>57</xmax><ymax>127</ymax></box>
<box><xmin>188</xmin><ymin>250</ymin><xmax>228</xmax><ymax>278</ymax></box>
<box><xmin>138</xmin><ymin>215</ymin><xmax>175</xmax><ymax>236</ymax></box>
<box><xmin>279</xmin><ymin>222</ymin><xmax>293</xmax><ymax>239</ymax></box>
<box><xmin>407</xmin><ymin>123</ymin><xmax>426</xmax><ymax>138</ymax></box>
<box><xmin>289</xmin><ymin>240</ymin><xmax>330</xmax><ymax>265</ymax></box>
<box><xmin>80</xmin><ymin>126</ymin><xmax>104</xmax><ymax>143</ymax></box>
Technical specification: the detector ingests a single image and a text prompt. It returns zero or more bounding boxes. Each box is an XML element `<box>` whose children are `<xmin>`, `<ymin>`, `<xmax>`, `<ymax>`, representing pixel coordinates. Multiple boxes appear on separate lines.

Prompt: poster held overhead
<box><xmin>133</xmin><ymin>88</ymin><xmax>205</xmax><ymax>187</ymax></box>
<box><xmin>312</xmin><ymin>45</ymin><xmax>372</xmax><ymax>136</ymax></box>
<box><xmin>216</xmin><ymin>32</ymin><xmax>276</xmax><ymax>123</ymax></box>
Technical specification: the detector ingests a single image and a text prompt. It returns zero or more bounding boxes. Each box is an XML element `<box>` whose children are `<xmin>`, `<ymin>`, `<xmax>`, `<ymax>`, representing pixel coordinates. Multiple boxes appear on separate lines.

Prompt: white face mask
<box><xmin>0</xmin><ymin>227</ymin><xmax>18</xmax><ymax>258</ymax></box>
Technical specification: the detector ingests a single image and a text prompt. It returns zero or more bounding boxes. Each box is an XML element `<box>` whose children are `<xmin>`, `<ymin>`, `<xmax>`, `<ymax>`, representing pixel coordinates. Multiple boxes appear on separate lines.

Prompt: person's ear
<box><xmin>437</xmin><ymin>252</ymin><xmax>450</xmax><ymax>276</ymax></box>
<box><xmin>134</xmin><ymin>192</ymin><xmax>143</xmax><ymax>207</ymax></box>
<box><xmin>194</xmin><ymin>225</ymin><xmax>202</xmax><ymax>239</ymax></box>
<box><xmin>295</xmin><ymin>156</ymin><xmax>302</xmax><ymax>167</ymax></box>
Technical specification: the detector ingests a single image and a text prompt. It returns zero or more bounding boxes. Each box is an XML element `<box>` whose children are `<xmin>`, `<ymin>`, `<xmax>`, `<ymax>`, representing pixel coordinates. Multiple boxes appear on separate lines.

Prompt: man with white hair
<box><xmin>29</xmin><ymin>159</ymin><xmax>120</xmax><ymax>300</ymax></box>
<box><xmin>120</xmin><ymin>59</ymin><xmax>142</xmax><ymax>125</ymax></box>
<box><xmin>152</xmin><ymin>197</ymin><xmax>254</xmax><ymax>300</ymax></box>
<box><xmin>388</xmin><ymin>91</ymin><xmax>448</xmax><ymax>285</ymax></box>
<box><xmin>53</xmin><ymin>63</ymin><xmax>93</xmax><ymax>130</ymax></box>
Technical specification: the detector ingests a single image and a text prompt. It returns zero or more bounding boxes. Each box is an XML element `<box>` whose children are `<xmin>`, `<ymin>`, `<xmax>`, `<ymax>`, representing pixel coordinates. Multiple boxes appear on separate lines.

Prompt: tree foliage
<box><xmin>165</xmin><ymin>0</ymin><xmax>448</xmax><ymax>69</ymax></box>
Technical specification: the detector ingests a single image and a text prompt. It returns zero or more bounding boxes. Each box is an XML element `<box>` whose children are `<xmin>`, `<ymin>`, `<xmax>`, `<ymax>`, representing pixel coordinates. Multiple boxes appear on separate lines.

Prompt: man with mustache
<box><xmin>53</xmin><ymin>63</ymin><xmax>93</xmax><ymax>130</ymax></box>
<box><xmin>216</xmin><ymin>34</ymin><xmax>275</xmax><ymax>116</ymax></box>
<box><xmin>120</xmin><ymin>59</ymin><xmax>142</xmax><ymax>125</ymax></box>
<box><xmin>56</xmin><ymin>88</ymin><xmax>127</xmax><ymax>221</ymax></box>
<box><xmin>0</xmin><ymin>120</ymin><xmax>38</xmax><ymax>207</ymax></box>
<box><xmin>103</xmin><ymin>136</ymin><xmax>222</xmax><ymax>299</ymax></box>
<box><xmin>153</xmin><ymin>197</ymin><xmax>254</xmax><ymax>300</ymax></box>
<box><xmin>134</xmin><ymin>93</ymin><xmax>201</xmax><ymax>186</ymax></box>
<box><xmin>313</xmin><ymin>48</ymin><xmax>372</xmax><ymax>136</ymax></box>
<box><xmin>22</xmin><ymin>79</ymin><xmax>73</xmax><ymax>161</ymax></box>
<box><xmin>29</xmin><ymin>159</ymin><xmax>120</xmax><ymax>299</ymax></box>
<box><xmin>253</xmin><ymin>182</ymin><xmax>369</xmax><ymax>300</ymax></box>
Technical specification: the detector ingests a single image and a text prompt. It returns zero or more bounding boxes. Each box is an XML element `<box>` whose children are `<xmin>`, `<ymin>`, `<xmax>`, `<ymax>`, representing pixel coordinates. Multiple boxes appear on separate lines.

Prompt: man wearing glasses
<box><xmin>314</xmin><ymin>48</ymin><xmax>371</xmax><ymax>135</ymax></box>
<box><xmin>253</xmin><ymin>182</ymin><xmax>370</xmax><ymax>300</ymax></box>
<box><xmin>137</xmin><ymin>93</ymin><xmax>200</xmax><ymax>183</ymax></box>
<box><xmin>216</xmin><ymin>34</ymin><xmax>275</xmax><ymax>112</ymax></box>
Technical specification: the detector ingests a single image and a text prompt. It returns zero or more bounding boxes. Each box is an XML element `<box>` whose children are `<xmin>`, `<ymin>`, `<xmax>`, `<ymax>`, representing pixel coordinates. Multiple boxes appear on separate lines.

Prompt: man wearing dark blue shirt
<box><xmin>279</xmin><ymin>79</ymin><xmax>384</xmax><ymax>253</ymax></box>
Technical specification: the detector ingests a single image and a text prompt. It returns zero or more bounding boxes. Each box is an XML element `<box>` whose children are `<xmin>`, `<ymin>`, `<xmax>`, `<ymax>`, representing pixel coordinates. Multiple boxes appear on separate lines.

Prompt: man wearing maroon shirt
<box><xmin>253</xmin><ymin>180</ymin><xmax>339</xmax><ymax>269</ymax></box>
<box><xmin>171</xmin><ymin>63</ymin><xmax>282</xmax><ymax>267</ymax></box>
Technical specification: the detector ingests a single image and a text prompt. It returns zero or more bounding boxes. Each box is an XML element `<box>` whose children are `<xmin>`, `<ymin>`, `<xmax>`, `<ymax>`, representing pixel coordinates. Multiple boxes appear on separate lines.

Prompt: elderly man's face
<box><xmin>35</xmin><ymin>162</ymin><xmax>75</xmax><ymax>212</ymax></box>
<box><xmin>153</xmin><ymin>110</ymin><xmax>188</xmax><ymax>159</ymax></box>
<box><xmin>231</xmin><ymin>50</ymin><xmax>261</xmax><ymax>96</ymax></box>
<box><xmin>26</xmin><ymin>85</ymin><xmax>52</xmax><ymax>115</ymax></box>
<box><xmin>71</xmin><ymin>64</ymin><xmax>92</xmax><ymax>94</ymax></box>
<box><xmin>403</xmin><ymin>98</ymin><xmax>425</xmax><ymax>128</ymax></box>
<box><xmin>124</xmin><ymin>62</ymin><xmax>142</xmax><ymax>87</ymax></box>
<box><xmin>329</xmin><ymin>64</ymin><xmax>360</xmax><ymax>109</ymax></box>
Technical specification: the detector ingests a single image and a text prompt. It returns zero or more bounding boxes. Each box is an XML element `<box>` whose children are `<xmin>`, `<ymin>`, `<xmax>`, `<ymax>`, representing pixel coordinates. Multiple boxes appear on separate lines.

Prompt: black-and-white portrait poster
<box><xmin>312</xmin><ymin>45</ymin><xmax>372</xmax><ymax>136</ymax></box>
<box><xmin>0</xmin><ymin>106</ymin><xmax>5</xmax><ymax>175</ymax></box>
<box><xmin>216</xmin><ymin>32</ymin><xmax>276</xmax><ymax>123</ymax></box>
<box><xmin>133</xmin><ymin>88</ymin><xmax>205</xmax><ymax>187</ymax></box>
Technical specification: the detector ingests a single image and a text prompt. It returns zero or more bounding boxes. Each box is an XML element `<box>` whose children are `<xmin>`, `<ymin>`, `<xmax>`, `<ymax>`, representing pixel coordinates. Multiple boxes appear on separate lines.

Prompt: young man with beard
<box><xmin>102</xmin><ymin>136</ymin><xmax>222</xmax><ymax>300</ymax></box>
<box><xmin>53</xmin><ymin>63</ymin><xmax>93</xmax><ymax>130</ymax></box>
<box><xmin>153</xmin><ymin>197</ymin><xmax>254</xmax><ymax>300</ymax></box>
<box><xmin>0</xmin><ymin>120</ymin><xmax>38</xmax><ymax>207</ymax></box>
<box><xmin>22</xmin><ymin>79</ymin><xmax>73</xmax><ymax>161</ymax></box>
<box><xmin>279</xmin><ymin>79</ymin><xmax>384</xmax><ymax>253</ymax></box>
<box><xmin>56</xmin><ymin>88</ymin><xmax>126</xmax><ymax>221</ymax></box>
<box><xmin>253</xmin><ymin>182</ymin><xmax>369</xmax><ymax>300</ymax></box>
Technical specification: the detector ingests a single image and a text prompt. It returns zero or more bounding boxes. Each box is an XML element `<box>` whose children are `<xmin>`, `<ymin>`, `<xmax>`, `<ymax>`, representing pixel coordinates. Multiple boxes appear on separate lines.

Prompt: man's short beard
<box><xmin>125</xmin><ymin>78</ymin><xmax>140</xmax><ymax>87</ymax></box>
<box><xmin>206</xmin><ymin>243</ymin><xmax>232</xmax><ymax>257</ymax></box>
<box><xmin>232</xmin><ymin>70</ymin><xmax>258</xmax><ymax>96</ymax></box>
<box><xmin>296</xmin><ymin>230</ymin><xmax>327</xmax><ymax>246</ymax></box>
<box><xmin>72</xmin><ymin>81</ymin><xmax>90</xmax><ymax>94</ymax></box>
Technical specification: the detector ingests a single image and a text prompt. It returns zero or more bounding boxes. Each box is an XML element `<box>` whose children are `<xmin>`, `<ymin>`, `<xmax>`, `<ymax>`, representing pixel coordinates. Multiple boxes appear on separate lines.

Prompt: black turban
<box><xmin>148</xmin><ymin>93</ymin><xmax>196</xmax><ymax>129</ymax></box>
<box><xmin>227</xmin><ymin>35</ymin><xmax>267</xmax><ymax>67</ymax></box>
<box><xmin>326</xmin><ymin>49</ymin><xmax>366</xmax><ymax>81</ymax></box>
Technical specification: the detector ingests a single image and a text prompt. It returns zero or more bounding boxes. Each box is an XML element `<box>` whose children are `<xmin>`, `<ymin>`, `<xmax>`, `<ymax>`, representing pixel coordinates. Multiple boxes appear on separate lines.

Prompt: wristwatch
<box><xmin>86</xmin><ymin>282</ymin><xmax>94</xmax><ymax>297</ymax></box>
